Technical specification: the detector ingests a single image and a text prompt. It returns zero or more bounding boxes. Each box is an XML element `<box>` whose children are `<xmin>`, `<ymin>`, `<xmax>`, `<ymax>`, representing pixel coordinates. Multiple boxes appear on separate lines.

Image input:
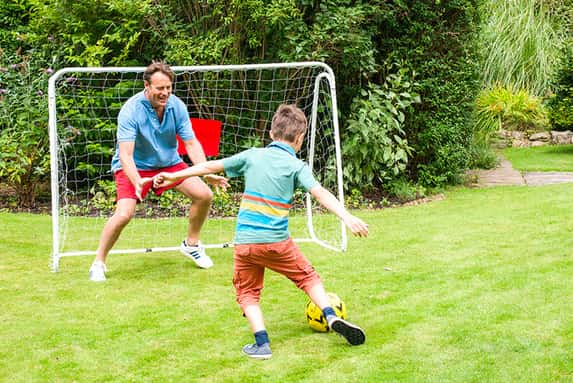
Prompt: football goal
<box><xmin>48</xmin><ymin>62</ymin><xmax>346</xmax><ymax>271</ymax></box>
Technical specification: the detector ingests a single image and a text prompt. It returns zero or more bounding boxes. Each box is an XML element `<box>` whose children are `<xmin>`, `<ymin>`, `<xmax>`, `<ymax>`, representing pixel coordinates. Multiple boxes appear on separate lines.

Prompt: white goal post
<box><xmin>48</xmin><ymin>62</ymin><xmax>347</xmax><ymax>271</ymax></box>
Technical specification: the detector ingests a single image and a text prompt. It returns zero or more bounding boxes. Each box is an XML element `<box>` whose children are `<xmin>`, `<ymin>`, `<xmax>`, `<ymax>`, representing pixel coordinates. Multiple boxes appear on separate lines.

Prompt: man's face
<box><xmin>144</xmin><ymin>71</ymin><xmax>172</xmax><ymax>110</ymax></box>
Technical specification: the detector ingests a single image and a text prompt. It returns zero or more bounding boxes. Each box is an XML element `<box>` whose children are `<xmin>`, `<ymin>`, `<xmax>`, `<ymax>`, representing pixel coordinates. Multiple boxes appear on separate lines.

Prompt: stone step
<box><xmin>473</xmin><ymin>159</ymin><xmax>573</xmax><ymax>187</ymax></box>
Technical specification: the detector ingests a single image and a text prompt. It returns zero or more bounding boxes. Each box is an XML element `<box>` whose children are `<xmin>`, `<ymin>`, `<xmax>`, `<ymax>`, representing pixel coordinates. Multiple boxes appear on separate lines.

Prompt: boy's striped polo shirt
<box><xmin>221</xmin><ymin>141</ymin><xmax>319</xmax><ymax>244</ymax></box>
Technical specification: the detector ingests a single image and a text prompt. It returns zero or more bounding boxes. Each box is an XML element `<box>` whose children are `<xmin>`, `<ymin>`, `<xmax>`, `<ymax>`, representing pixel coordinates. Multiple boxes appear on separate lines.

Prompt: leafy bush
<box><xmin>467</xmin><ymin>142</ymin><xmax>499</xmax><ymax>170</ymax></box>
<box><xmin>0</xmin><ymin>0</ymin><xmax>32</xmax><ymax>54</ymax></box>
<box><xmin>56</xmin><ymin>79</ymin><xmax>137</xmax><ymax>186</ymax></box>
<box><xmin>469</xmin><ymin>86</ymin><xmax>548</xmax><ymax>170</ymax></box>
<box><xmin>342</xmin><ymin>70</ymin><xmax>420</xmax><ymax>189</ymax></box>
<box><xmin>287</xmin><ymin>2</ymin><xmax>380</xmax><ymax>102</ymax></box>
<box><xmin>548</xmin><ymin>45</ymin><xmax>573</xmax><ymax>131</ymax></box>
<box><xmin>475</xmin><ymin>86</ymin><xmax>549</xmax><ymax>135</ymax></box>
<box><xmin>88</xmin><ymin>180</ymin><xmax>116</xmax><ymax>214</ymax></box>
<box><xmin>0</xmin><ymin>51</ymin><xmax>53</xmax><ymax>207</ymax></box>
<box><xmin>385</xmin><ymin>178</ymin><xmax>426</xmax><ymax>203</ymax></box>
<box><xmin>26</xmin><ymin>0</ymin><xmax>159</xmax><ymax>66</ymax></box>
<box><xmin>209</xmin><ymin>189</ymin><xmax>239</xmax><ymax>218</ymax></box>
<box><xmin>374</xmin><ymin>1</ymin><xmax>482</xmax><ymax>188</ymax></box>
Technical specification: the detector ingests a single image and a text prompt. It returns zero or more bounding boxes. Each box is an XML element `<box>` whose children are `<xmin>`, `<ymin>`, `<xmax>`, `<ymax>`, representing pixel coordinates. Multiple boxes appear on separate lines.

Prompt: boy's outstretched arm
<box><xmin>149</xmin><ymin>160</ymin><xmax>227</xmax><ymax>189</ymax></box>
<box><xmin>310</xmin><ymin>185</ymin><xmax>369</xmax><ymax>237</ymax></box>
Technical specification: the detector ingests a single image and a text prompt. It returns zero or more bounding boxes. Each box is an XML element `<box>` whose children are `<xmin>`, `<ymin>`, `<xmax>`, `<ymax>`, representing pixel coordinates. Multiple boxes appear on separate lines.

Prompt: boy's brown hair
<box><xmin>270</xmin><ymin>104</ymin><xmax>308</xmax><ymax>143</ymax></box>
<box><xmin>143</xmin><ymin>61</ymin><xmax>175</xmax><ymax>83</ymax></box>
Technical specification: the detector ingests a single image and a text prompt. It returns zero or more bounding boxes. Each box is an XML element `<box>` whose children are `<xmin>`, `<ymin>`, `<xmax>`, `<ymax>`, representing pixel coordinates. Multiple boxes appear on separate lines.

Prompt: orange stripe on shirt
<box><xmin>243</xmin><ymin>193</ymin><xmax>292</xmax><ymax>209</ymax></box>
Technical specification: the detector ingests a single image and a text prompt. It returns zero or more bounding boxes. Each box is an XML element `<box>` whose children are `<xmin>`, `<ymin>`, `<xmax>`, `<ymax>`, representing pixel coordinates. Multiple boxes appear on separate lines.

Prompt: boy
<box><xmin>151</xmin><ymin>104</ymin><xmax>368</xmax><ymax>359</ymax></box>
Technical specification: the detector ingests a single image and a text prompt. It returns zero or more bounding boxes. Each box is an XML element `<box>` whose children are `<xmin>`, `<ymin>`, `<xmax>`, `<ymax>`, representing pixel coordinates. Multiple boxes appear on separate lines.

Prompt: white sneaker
<box><xmin>327</xmin><ymin>316</ymin><xmax>366</xmax><ymax>346</ymax></box>
<box><xmin>89</xmin><ymin>261</ymin><xmax>107</xmax><ymax>282</ymax></box>
<box><xmin>180</xmin><ymin>240</ymin><xmax>214</xmax><ymax>269</ymax></box>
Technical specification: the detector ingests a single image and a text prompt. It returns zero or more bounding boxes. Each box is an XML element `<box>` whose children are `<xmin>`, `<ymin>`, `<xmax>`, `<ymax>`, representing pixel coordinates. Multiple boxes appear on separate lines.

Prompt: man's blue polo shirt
<box><xmin>222</xmin><ymin>141</ymin><xmax>319</xmax><ymax>244</ymax></box>
<box><xmin>111</xmin><ymin>91</ymin><xmax>195</xmax><ymax>172</ymax></box>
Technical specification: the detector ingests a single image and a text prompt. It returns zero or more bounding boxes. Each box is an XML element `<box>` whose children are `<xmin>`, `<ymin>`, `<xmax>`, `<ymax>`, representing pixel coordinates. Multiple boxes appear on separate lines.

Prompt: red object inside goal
<box><xmin>177</xmin><ymin>118</ymin><xmax>222</xmax><ymax>157</ymax></box>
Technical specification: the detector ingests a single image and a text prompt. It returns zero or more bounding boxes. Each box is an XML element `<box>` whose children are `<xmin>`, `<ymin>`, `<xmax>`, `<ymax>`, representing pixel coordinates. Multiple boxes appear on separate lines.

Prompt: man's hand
<box><xmin>136</xmin><ymin>177</ymin><xmax>153</xmax><ymax>201</ymax></box>
<box><xmin>203</xmin><ymin>174</ymin><xmax>230</xmax><ymax>191</ymax></box>
<box><xmin>152</xmin><ymin>172</ymin><xmax>176</xmax><ymax>188</ymax></box>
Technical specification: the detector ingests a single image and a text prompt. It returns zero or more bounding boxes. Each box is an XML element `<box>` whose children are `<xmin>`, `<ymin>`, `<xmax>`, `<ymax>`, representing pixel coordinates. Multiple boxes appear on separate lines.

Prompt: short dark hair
<box><xmin>270</xmin><ymin>104</ymin><xmax>308</xmax><ymax>143</ymax></box>
<box><xmin>143</xmin><ymin>61</ymin><xmax>175</xmax><ymax>83</ymax></box>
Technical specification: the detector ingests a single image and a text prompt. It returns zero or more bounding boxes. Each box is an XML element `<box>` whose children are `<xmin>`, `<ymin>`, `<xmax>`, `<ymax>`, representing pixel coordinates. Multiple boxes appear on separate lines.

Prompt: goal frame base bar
<box><xmin>50</xmin><ymin>238</ymin><xmax>344</xmax><ymax>272</ymax></box>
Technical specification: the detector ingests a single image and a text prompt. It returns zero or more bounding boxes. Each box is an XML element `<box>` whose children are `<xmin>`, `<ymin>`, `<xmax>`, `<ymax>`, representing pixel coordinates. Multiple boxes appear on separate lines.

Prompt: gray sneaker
<box><xmin>89</xmin><ymin>261</ymin><xmax>107</xmax><ymax>282</ymax></box>
<box><xmin>327</xmin><ymin>316</ymin><xmax>366</xmax><ymax>346</ymax></box>
<box><xmin>180</xmin><ymin>240</ymin><xmax>213</xmax><ymax>269</ymax></box>
<box><xmin>242</xmin><ymin>343</ymin><xmax>272</xmax><ymax>360</ymax></box>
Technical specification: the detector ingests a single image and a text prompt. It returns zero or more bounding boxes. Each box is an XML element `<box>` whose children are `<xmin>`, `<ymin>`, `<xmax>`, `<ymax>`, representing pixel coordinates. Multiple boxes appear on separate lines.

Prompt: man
<box><xmin>89</xmin><ymin>61</ymin><xmax>228</xmax><ymax>282</ymax></box>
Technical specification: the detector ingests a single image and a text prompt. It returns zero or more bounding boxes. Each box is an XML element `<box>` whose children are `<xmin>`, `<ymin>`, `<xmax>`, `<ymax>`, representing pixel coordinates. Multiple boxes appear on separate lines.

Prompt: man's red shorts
<box><xmin>114</xmin><ymin>162</ymin><xmax>189</xmax><ymax>201</ymax></box>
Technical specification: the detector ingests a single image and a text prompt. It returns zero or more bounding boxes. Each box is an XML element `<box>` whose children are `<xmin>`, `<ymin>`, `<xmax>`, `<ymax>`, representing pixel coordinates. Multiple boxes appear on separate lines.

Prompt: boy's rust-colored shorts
<box><xmin>233</xmin><ymin>238</ymin><xmax>322</xmax><ymax>309</ymax></box>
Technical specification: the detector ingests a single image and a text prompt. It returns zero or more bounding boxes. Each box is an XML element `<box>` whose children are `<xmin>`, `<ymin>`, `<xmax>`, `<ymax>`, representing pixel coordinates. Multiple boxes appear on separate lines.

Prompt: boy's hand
<box><xmin>204</xmin><ymin>174</ymin><xmax>230</xmax><ymax>191</ymax></box>
<box><xmin>343</xmin><ymin>215</ymin><xmax>369</xmax><ymax>237</ymax></box>
<box><xmin>152</xmin><ymin>172</ymin><xmax>176</xmax><ymax>188</ymax></box>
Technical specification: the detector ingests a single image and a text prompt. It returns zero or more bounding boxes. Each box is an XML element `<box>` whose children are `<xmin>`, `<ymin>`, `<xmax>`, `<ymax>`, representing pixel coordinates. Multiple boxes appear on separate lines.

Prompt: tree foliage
<box><xmin>372</xmin><ymin>0</ymin><xmax>482</xmax><ymax>186</ymax></box>
<box><xmin>548</xmin><ymin>44</ymin><xmax>573</xmax><ymax>131</ymax></box>
<box><xmin>5</xmin><ymin>0</ymin><xmax>566</xmax><ymax>207</ymax></box>
<box><xmin>547</xmin><ymin>0</ymin><xmax>573</xmax><ymax>131</ymax></box>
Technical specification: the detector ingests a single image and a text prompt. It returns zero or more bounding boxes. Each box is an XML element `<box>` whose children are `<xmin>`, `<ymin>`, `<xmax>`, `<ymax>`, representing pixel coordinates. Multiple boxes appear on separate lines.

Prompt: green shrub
<box><xmin>548</xmin><ymin>45</ymin><xmax>573</xmax><ymax>131</ymax></box>
<box><xmin>344</xmin><ymin>189</ymin><xmax>365</xmax><ymax>209</ymax></box>
<box><xmin>475</xmin><ymin>86</ymin><xmax>549</xmax><ymax>135</ymax></box>
<box><xmin>88</xmin><ymin>180</ymin><xmax>116</xmax><ymax>215</ymax></box>
<box><xmin>467</xmin><ymin>143</ymin><xmax>499</xmax><ymax>170</ymax></box>
<box><xmin>415</xmin><ymin>119</ymin><xmax>474</xmax><ymax>187</ymax></box>
<box><xmin>0</xmin><ymin>52</ymin><xmax>53</xmax><ymax>207</ymax></box>
<box><xmin>0</xmin><ymin>1</ymin><xmax>32</xmax><ymax>55</ymax></box>
<box><xmin>26</xmin><ymin>0</ymin><xmax>157</xmax><ymax>66</ymax></box>
<box><xmin>386</xmin><ymin>178</ymin><xmax>426</xmax><ymax>203</ymax></box>
<box><xmin>375</xmin><ymin>1</ymin><xmax>482</xmax><ymax>188</ymax></box>
<box><xmin>342</xmin><ymin>69</ymin><xmax>420</xmax><ymax>190</ymax></box>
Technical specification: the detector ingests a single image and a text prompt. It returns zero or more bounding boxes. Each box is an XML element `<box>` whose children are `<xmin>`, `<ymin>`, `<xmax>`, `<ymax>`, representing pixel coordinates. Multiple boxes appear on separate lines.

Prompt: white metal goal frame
<box><xmin>48</xmin><ymin>61</ymin><xmax>347</xmax><ymax>271</ymax></box>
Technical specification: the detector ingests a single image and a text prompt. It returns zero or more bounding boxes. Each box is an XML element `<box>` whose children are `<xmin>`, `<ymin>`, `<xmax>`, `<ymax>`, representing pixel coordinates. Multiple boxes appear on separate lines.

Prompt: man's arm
<box><xmin>118</xmin><ymin>141</ymin><xmax>146</xmax><ymax>201</ymax></box>
<box><xmin>183</xmin><ymin>138</ymin><xmax>207</xmax><ymax>165</ymax></box>
<box><xmin>310</xmin><ymin>185</ymin><xmax>369</xmax><ymax>237</ymax></box>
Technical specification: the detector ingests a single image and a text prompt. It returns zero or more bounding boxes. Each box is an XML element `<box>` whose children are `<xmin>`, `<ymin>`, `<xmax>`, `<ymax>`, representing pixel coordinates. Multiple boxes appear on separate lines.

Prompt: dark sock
<box><xmin>254</xmin><ymin>330</ymin><xmax>269</xmax><ymax>346</ymax></box>
<box><xmin>322</xmin><ymin>306</ymin><xmax>336</xmax><ymax>318</ymax></box>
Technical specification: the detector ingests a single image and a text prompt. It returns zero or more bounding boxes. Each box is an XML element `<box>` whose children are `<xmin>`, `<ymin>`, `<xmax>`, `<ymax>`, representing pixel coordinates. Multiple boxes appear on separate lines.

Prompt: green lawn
<box><xmin>503</xmin><ymin>144</ymin><xmax>573</xmax><ymax>172</ymax></box>
<box><xmin>1</xmin><ymin>184</ymin><xmax>573</xmax><ymax>382</ymax></box>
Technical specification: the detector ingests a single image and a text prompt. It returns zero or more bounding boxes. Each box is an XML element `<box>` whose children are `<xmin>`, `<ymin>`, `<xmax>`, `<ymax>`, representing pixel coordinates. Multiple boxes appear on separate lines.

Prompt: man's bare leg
<box><xmin>176</xmin><ymin>177</ymin><xmax>214</xmax><ymax>268</ymax></box>
<box><xmin>176</xmin><ymin>177</ymin><xmax>213</xmax><ymax>245</ymax></box>
<box><xmin>94</xmin><ymin>198</ymin><xmax>137</xmax><ymax>264</ymax></box>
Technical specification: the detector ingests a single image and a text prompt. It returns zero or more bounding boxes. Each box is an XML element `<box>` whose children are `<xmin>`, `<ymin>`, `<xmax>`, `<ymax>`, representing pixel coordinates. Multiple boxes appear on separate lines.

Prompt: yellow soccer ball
<box><xmin>305</xmin><ymin>292</ymin><xmax>347</xmax><ymax>332</ymax></box>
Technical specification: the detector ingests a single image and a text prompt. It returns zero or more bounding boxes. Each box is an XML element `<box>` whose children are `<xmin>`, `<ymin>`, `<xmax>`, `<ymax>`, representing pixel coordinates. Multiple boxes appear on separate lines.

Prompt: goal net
<box><xmin>48</xmin><ymin>62</ymin><xmax>346</xmax><ymax>271</ymax></box>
